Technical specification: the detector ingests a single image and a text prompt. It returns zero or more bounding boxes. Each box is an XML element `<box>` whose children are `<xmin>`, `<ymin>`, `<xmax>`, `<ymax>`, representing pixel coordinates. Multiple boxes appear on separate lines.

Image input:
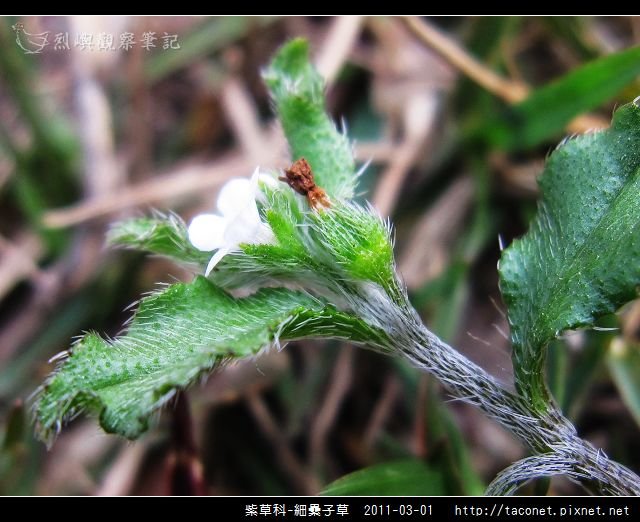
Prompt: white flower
<box><xmin>188</xmin><ymin>168</ymin><xmax>277</xmax><ymax>275</ymax></box>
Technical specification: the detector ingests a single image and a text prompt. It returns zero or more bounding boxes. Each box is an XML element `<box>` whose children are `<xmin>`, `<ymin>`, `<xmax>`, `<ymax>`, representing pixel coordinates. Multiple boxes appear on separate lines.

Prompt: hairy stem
<box><xmin>351</xmin><ymin>283</ymin><xmax>640</xmax><ymax>495</ymax></box>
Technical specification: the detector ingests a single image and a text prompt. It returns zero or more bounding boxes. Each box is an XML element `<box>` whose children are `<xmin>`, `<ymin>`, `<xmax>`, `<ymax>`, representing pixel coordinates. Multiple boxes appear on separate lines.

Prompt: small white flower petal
<box><xmin>217</xmin><ymin>178</ymin><xmax>254</xmax><ymax>217</ymax></box>
<box><xmin>250</xmin><ymin>167</ymin><xmax>279</xmax><ymax>190</ymax></box>
<box><xmin>205</xmin><ymin>247</ymin><xmax>230</xmax><ymax>276</ymax></box>
<box><xmin>252</xmin><ymin>169</ymin><xmax>279</xmax><ymax>204</ymax></box>
<box><xmin>192</xmin><ymin>167</ymin><xmax>279</xmax><ymax>276</ymax></box>
<box><xmin>188</xmin><ymin>214</ymin><xmax>227</xmax><ymax>251</ymax></box>
<box><xmin>223</xmin><ymin>200</ymin><xmax>262</xmax><ymax>246</ymax></box>
<box><xmin>258</xmin><ymin>173</ymin><xmax>278</xmax><ymax>189</ymax></box>
<box><xmin>249</xmin><ymin>167</ymin><xmax>262</xmax><ymax>185</ymax></box>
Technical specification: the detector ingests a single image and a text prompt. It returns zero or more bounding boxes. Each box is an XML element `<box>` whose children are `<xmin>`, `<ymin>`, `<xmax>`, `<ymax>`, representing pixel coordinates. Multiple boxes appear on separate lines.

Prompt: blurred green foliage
<box><xmin>1</xmin><ymin>16</ymin><xmax>639</xmax><ymax>495</ymax></box>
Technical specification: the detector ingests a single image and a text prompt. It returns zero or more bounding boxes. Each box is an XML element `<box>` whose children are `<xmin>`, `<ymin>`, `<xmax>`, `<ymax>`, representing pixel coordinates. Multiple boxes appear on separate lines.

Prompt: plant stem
<box><xmin>407</xmin><ymin>319</ymin><xmax>640</xmax><ymax>495</ymax></box>
<box><xmin>353</xmin><ymin>284</ymin><xmax>640</xmax><ymax>495</ymax></box>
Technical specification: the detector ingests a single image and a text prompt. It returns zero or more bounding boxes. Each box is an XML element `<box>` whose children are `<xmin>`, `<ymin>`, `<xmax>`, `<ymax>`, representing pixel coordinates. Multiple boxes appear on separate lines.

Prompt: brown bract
<box><xmin>279</xmin><ymin>158</ymin><xmax>331</xmax><ymax>210</ymax></box>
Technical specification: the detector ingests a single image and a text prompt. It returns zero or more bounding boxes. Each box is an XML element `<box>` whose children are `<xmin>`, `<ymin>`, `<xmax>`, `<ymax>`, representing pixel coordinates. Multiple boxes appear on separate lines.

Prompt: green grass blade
<box><xmin>607</xmin><ymin>339</ymin><xmax>640</xmax><ymax>429</ymax></box>
<box><xmin>321</xmin><ymin>459</ymin><xmax>445</xmax><ymax>496</ymax></box>
<box><xmin>485</xmin><ymin>46</ymin><xmax>640</xmax><ymax>150</ymax></box>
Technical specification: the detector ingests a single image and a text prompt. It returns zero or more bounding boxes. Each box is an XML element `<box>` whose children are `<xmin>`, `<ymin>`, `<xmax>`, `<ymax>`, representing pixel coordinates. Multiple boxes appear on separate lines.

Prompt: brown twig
<box><xmin>219</xmin><ymin>61</ymin><xmax>274</xmax><ymax>164</ymax></box>
<box><xmin>354</xmin><ymin>140</ymin><xmax>396</xmax><ymax>163</ymax></box>
<box><xmin>315</xmin><ymin>16</ymin><xmax>364</xmax><ymax>85</ymax></box>
<box><xmin>0</xmin><ymin>253</ymin><xmax>67</xmax><ymax>364</ymax></box>
<box><xmin>246</xmin><ymin>392</ymin><xmax>320</xmax><ymax>495</ymax></box>
<box><xmin>489</xmin><ymin>151</ymin><xmax>543</xmax><ymax>197</ymax></box>
<box><xmin>371</xmin><ymin>140</ymin><xmax>416</xmax><ymax>217</ymax></box>
<box><xmin>42</xmin><ymin>138</ymin><xmax>394</xmax><ymax>229</ymax></box>
<box><xmin>372</xmin><ymin>92</ymin><xmax>439</xmax><ymax>216</ymax></box>
<box><xmin>309</xmin><ymin>346</ymin><xmax>354</xmax><ymax>473</ymax></box>
<box><xmin>0</xmin><ymin>232</ymin><xmax>44</xmax><ymax>301</ymax></box>
<box><xmin>42</xmin><ymin>154</ymin><xmax>261</xmax><ymax>228</ymax></box>
<box><xmin>398</xmin><ymin>176</ymin><xmax>474</xmax><ymax>290</ymax></box>
<box><xmin>95</xmin><ymin>442</ymin><xmax>148</xmax><ymax>496</ymax></box>
<box><xmin>166</xmin><ymin>391</ymin><xmax>205</xmax><ymax>495</ymax></box>
<box><xmin>363</xmin><ymin>374</ymin><xmax>401</xmax><ymax>449</ymax></box>
<box><xmin>126</xmin><ymin>17</ymin><xmax>153</xmax><ymax>180</ymax></box>
<box><xmin>401</xmin><ymin>16</ymin><xmax>528</xmax><ymax>104</ymax></box>
<box><xmin>401</xmin><ymin>16</ymin><xmax>609</xmax><ymax>134</ymax></box>
<box><xmin>71</xmin><ymin>21</ymin><xmax>123</xmax><ymax>199</ymax></box>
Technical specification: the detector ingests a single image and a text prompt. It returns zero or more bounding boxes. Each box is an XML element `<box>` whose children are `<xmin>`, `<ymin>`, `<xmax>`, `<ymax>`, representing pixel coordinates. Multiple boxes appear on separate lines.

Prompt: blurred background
<box><xmin>1</xmin><ymin>15</ymin><xmax>639</xmax><ymax>496</ymax></box>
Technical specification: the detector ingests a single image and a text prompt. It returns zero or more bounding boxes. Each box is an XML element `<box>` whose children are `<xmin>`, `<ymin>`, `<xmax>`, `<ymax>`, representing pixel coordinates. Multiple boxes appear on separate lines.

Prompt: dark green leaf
<box><xmin>321</xmin><ymin>459</ymin><xmax>445</xmax><ymax>496</ymax></box>
<box><xmin>499</xmin><ymin>101</ymin><xmax>640</xmax><ymax>409</ymax></box>
<box><xmin>108</xmin><ymin>213</ymin><xmax>210</xmax><ymax>265</ymax></box>
<box><xmin>35</xmin><ymin>276</ymin><xmax>386</xmax><ymax>442</ymax></box>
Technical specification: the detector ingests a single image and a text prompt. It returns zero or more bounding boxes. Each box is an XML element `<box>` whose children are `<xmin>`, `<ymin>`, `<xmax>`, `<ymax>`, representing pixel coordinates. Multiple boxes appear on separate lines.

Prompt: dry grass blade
<box><xmin>401</xmin><ymin>16</ymin><xmax>608</xmax><ymax>134</ymax></box>
<box><xmin>401</xmin><ymin>16</ymin><xmax>528</xmax><ymax>104</ymax></box>
<box><xmin>398</xmin><ymin>177</ymin><xmax>474</xmax><ymax>290</ymax></box>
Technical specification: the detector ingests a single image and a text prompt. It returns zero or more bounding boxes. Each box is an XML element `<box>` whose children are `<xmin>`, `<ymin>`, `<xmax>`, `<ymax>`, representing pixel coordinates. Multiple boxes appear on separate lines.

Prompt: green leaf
<box><xmin>485</xmin><ymin>46</ymin><xmax>640</xmax><ymax>150</ymax></box>
<box><xmin>211</xmin><ymin>194</ymin><xmax>397</xmax><ymax>296</ymax></box>
<box><xmin>321</xmin><ymin>459</ymin><xmax>445</xmax><ymax>495</ymax></box>
<box><xmin>309</xmin><ymin>203</ymin><xmax>395</xmax><ymax>291</ymax></box>
<box><xmin>499</xmin><ymin>101</ymin><xmax>640</xmax><ymax>410</ymax></box>
<box><xmin>546</xmin><ymin>340</ymin><xmax>569</xmax><ymax>410</ymax></box>
<box><xmin>561</xmin><ymin>338</ymin><xmax>605</xmax><ymax>417</ymax></box>
<box><xmin>547</xmin><ymin>327</ymin><xmax>612</xmax><ymax>419</ymax></box>
<box><xmin>263</xmin><ymin>38</ymin><xmax>356</xmax><ymax>200</ymax></box>
<box><xmin>108</xmin><ymin>213</ymin><xmax>209</xmax><ymax>265</ymax></box>
<box><xmin>35</xmin><ymin>276</ymin><xmax>387</xmax><ymax>442</ymax></box>
<box><xmin>607</xmin><ymin>338</ymin><xmax>640</xmax><ymax>428</ymax></box>
<box><xmin>109</xmin><ymin>188</ymin><xmax>396</xmax><ymax>299</ymax></box>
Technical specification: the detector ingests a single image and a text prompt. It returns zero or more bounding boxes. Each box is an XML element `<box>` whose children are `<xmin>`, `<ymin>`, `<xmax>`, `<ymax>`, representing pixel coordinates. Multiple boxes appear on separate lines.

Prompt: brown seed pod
<box><xmin>279</xmin><ymin>157</ymin><xmax>331</xmax><ymax>210</ymax></box>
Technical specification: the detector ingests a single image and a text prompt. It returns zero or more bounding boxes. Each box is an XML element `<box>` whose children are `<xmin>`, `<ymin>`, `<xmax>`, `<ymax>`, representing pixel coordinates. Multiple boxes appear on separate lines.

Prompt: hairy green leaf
<box><xmin>499</xmin><ymin>101</ymin><xmax>640</xmax><ymax>409</ymax></box>
<box><xmin>485</xmin><ymin>46</ymin><xmax>640</xmax><ymax>150</ymax></box>
<box><xmin>310</xmin><ymin>203</ymin><xmax>395</xmax><ymax>290</ymax></box>
<box><xmin>108</xmin><ymin>186</ymin><xmax>396</xmax><ymax>299</ymax></box>
<box><xmin>35</xmin><ymin>276</ymin><xmax>387</xmax><ymax>442</ymax></box>
<box><xmin>263</xmin><ymin>38</ymin><xmax>356</xmax><ymax>200</ymax></box>
<box><xmin>321</xmin><ymin>459</ymin><xmax>445</xmax><ymax>496</ymax></box>
<box><xmin>108</xmin><ymin>213</ymin><xmax>209</xmax><ymax>265</ymax></box>
<box><xmin>205</xmin><ymin>187</ymin><xmax>396</xmax><ymax>296</ymax></box>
